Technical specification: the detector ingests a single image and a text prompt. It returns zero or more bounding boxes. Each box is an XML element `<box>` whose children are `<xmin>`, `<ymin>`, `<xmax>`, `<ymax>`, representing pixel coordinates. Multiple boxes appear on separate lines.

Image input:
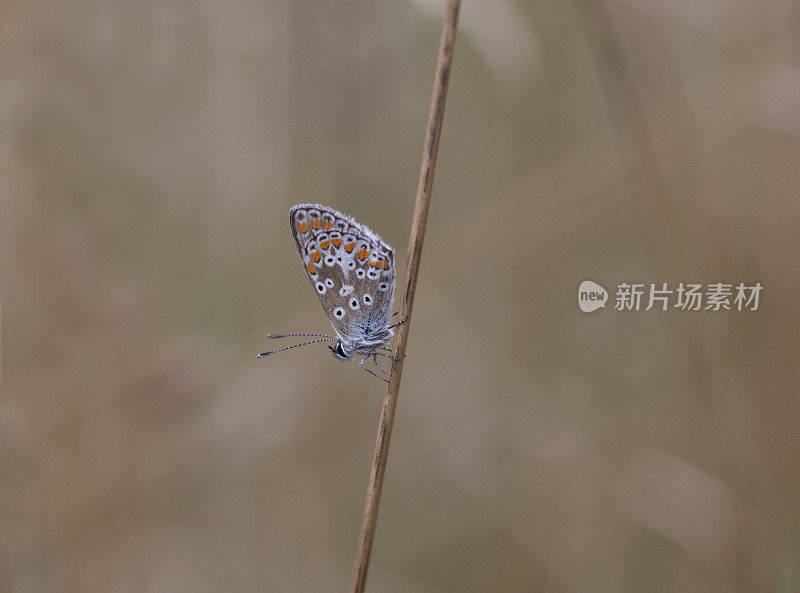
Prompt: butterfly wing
<box><xmin>289</xmin><ymin>204</ymin><xmax>395</xmax><ymax>345</ymax></box>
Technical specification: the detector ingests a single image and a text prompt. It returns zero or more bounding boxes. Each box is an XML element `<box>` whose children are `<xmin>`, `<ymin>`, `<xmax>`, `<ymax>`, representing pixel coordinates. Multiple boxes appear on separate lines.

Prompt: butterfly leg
<box><xmin>371</xmin><ymin>353</ymin><xmax>389</xmax><ymax>375</ymax></box>
<box><xmin>388</xmin><ymin>315</ymin><xmax>409</xmax><ymax>330</ymax></box>
<box><xmin>374</xmin><ymin>352</ymin><xmax>398</xmax><ymax>362</ymax></box>
<box><xmin>360</xmin><ymin>355</ymin><xmax>388</xmax><ymax>382</ymax></box>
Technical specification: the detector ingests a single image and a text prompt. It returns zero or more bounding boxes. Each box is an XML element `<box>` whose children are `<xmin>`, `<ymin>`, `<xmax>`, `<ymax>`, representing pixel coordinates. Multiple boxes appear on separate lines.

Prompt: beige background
<box><xmin>2</xmin><ymin>1</ymin><xmax>799</xmax><ymax>592</ymax></box>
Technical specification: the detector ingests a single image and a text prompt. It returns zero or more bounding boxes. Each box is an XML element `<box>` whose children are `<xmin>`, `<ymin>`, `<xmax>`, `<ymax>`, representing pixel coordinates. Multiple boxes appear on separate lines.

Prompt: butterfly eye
<box><xmin>362</xmin><ymin>294</ymin><xmax>372</xmax><ymax>305</ymax></box>
<box><xmin>324</xmin><ymin>278</ymin><xmax>335</xmax><ymax>288</ymax></box>
<box><xmin>316</xmin><ymin>282</ymin><xmax>326</xmax><ymax>294</ymax></box>
<box><xmin>378</xmin><ymin>282</ymin><xmax>389</xmax><ymax>292</ymax></box>
<box><xmin>349</xmin><ymin>298</ymin><xmax>360</xmax><ymax>310</ymax></box>
<box><xmin>333</xmin><ymin>307</ymin><xmax>345</xmax><ymax>319</ymax></box>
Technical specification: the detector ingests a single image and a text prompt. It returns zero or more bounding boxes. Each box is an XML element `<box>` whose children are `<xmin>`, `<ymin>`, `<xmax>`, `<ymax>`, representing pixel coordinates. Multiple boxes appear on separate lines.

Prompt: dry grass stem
<box><xmin>348</xmin><ymin>2</ymin><xmax>461</xmax><ymax>592</ymax></box>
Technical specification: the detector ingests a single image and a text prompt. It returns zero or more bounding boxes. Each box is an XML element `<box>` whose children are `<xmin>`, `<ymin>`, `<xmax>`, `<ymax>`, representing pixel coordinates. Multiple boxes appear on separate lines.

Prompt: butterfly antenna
<box><xmin>267</xmin><ymin>332</ymin><xmax>337</xmax><ymax>339</ymax></box>
<box><xmin>258</xmin><ymin>338</ymin><xmax>337</xmax><ymax>358</ymax></box>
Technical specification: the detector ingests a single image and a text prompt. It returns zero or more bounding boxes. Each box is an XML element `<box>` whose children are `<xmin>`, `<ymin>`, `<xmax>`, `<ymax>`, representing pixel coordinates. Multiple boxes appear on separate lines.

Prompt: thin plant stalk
<box><xmin>348</xmin><ymin>2</ymin><xmax>461</xmax><ymax>592</ymax></box>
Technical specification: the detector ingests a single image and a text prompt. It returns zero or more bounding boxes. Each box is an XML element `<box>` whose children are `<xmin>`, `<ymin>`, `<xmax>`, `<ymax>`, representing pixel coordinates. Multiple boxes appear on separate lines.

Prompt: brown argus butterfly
<box><xmin>260</xmin><ymin>204</ymin><xmax>403</xmax><ymax>380</ymax></box>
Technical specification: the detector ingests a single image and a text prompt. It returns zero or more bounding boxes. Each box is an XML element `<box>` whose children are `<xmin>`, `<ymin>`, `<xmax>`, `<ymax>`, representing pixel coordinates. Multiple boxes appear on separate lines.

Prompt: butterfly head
<box><xmin>329</xmin><ymin>339</ymin><xmax>354</xmax><ymax>361</ymax></box>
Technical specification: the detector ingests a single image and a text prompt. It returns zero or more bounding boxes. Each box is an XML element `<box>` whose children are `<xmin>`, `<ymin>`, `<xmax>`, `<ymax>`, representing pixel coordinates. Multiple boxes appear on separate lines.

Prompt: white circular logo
<box><xmin>578</xmin><ymin>280</ymin><xmax>608</xmax><ymax>312</ymax></box>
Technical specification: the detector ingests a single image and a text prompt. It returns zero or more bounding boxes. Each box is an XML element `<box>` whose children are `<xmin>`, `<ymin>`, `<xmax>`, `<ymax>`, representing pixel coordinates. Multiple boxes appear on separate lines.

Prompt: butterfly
<box><xmin>260</xmin><ymin>204</ymin><xmax>404</xmax><ymax>380</ymax></box>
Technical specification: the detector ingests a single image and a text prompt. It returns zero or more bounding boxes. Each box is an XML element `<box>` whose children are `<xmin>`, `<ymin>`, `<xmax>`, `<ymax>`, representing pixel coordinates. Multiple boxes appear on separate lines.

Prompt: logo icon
<box><xmin>578</xmin><ymin>280</ymin><xmax>608</xmax><ymax>312</ymax></box>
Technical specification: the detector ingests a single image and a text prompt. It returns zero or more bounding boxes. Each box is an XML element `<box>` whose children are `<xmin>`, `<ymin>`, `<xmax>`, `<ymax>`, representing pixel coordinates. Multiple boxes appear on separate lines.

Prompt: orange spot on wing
<box><xmin>319</xmin><ymin>240</ymin><xmax>330</xmax><ymax>249</ymax></box>
<box><xmin>310</xmin><ymin>250</ymin><xmax>321</xmax><ymax>263</ymax></box>
<box><xmin>306</xmin><ymin>262</ymin><xmax>316</xmax><ymax>275</ymax></box>
<box><xmin>358</xmin><ymin>249</ymin><xmax>369</xmax><ymax>260</ymax></box>
<box><xmin>310</xmin><ymin>219</ymin><xmax>320</xmax><ymax>229</ymax></box>
<box><xmin>296</xmin><ymin>221</ymin><xmax>308</xmax><ymax>234</ymax></box>
<box><xmin>322</xmin><ymin>221</ymin><xmax>334</xmax><ymax>230</ymax></box>
<box><xmin>344</xmin><ymin>242</ymin><xmax>356</xmax><ymax>253</ymax></box>
<box><xmin>331</xmin><ymin>238</ymin><xmax>342</xmax><ymax>247</ymax></box>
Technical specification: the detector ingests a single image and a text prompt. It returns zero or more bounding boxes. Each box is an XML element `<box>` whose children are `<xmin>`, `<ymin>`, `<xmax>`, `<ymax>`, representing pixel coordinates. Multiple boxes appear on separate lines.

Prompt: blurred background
<box><xmin>2</xmin><ymin>0</ymin><xmax>799</xmax><ymax>591</ymax></box>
